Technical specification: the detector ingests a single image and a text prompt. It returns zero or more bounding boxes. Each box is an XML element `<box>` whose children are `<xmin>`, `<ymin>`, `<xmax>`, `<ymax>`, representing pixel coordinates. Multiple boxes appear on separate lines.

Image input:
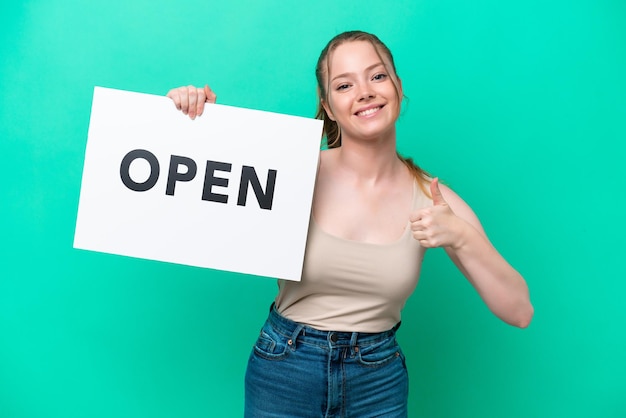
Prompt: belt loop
<box><xmin>349</xmin><ymin>332</ymin><xmax>359</xmax><ymax>357</ymax></box>
<box><xmin>288</xmin><ymin>324</ymin><xmax>304</xmax><ymax>351</ymax></box>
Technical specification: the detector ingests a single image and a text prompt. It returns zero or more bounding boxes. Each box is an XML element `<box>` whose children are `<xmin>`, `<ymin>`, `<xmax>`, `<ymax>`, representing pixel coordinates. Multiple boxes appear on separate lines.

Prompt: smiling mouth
<box><xmin>355</xmin><ymin>106</ymin><xmax>383</xmax><ymax>117</ymax></box>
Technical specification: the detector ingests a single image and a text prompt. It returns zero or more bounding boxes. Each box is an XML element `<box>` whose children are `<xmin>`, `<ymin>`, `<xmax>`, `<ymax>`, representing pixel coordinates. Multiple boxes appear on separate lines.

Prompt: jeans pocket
<box><xmin>357</xmin><ymin>336</ymin><xmax>402</xmax><ymax>368</ymax></box>
<box><xmin>253</xmin><ymin>325</ymin><xmax>291</xmax><ymax>361</ymax></box>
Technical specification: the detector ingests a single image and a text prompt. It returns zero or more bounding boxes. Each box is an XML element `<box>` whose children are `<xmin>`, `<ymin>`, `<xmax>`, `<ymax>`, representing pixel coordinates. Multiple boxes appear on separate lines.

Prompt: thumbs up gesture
<box><xmin>410</xmin><ymin>178</ymin><xmax>463</xmax><ymax>249</ymax></box>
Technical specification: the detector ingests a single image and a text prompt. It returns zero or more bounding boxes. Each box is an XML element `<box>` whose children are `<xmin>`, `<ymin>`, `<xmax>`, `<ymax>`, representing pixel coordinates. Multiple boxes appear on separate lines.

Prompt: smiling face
<box><xmin>319</xmin><ymin>40</ymin><xmax>403</xmax><ymax>145</ymax></box>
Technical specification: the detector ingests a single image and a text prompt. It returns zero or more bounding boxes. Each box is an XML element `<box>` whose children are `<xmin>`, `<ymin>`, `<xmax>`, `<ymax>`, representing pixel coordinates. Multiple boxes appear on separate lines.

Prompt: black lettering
<box><xmin>166</xmin><ymin>155</ymin><xmax>197</xmax><ymax>196</ymax></box>
<box><xmin>202</xmin><ymin>160</ymin><xmax>232</xmax><ymax>204</ymax></box>
<box><xmin>237</xmin><ymin>166</ymin><xmax>277</xmax><ymax>210</ymax></box>
<box><xmin>120</xmin><ymin>149</ymin><xmax>160</xmax><ymax>192</ymax></box>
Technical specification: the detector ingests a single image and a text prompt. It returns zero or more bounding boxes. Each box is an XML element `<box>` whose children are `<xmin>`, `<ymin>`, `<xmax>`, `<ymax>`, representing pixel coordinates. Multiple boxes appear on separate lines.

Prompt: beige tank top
<box><xmin>275</xmin><ymin>181</ymin><xmax>431</xmax><ymax>332</ymax></box>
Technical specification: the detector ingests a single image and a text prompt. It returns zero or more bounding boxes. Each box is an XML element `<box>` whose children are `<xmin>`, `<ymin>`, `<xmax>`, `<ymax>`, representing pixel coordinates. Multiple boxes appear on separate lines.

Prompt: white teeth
<box><xmin>357</xmin><ymin>106</ymin><xmax>381</xmax><ymax>117</ymax></box>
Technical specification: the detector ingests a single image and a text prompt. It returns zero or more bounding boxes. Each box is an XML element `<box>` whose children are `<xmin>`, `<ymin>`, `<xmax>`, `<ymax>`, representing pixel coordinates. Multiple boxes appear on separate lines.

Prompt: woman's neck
<box><xmin>334</xmin><ymin>132</ymin><xmax>404</xmax><ymax>185</ymax></box>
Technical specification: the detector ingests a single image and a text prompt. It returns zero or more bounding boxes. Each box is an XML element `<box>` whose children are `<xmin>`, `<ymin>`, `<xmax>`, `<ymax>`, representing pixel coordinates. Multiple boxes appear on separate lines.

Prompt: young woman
<box><xmin>167</xmin><ymin>31</ymin><xmax>533</xmax><ymax>418</ymax></box>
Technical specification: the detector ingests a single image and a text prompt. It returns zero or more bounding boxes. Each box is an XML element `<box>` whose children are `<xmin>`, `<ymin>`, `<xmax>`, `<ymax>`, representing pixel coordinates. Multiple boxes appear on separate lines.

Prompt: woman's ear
<box><xmin>321</xmin><ymin>98</ymin><xmax>336</xmax><ymax>121</ymax></box>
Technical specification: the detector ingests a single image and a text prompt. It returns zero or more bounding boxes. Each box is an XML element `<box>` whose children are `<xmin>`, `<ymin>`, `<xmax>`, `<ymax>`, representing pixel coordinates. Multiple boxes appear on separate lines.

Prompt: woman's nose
<box><xmin>358</xmin><ymin>89</ymin><xmax>375</xmax><ymax>101</ymax></box>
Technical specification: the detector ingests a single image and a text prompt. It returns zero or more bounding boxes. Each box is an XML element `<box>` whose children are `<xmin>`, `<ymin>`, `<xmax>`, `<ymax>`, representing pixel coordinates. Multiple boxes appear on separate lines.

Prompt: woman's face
<box><xmin>322</xmin><ymin>40</ymin><xmax>402</xmax><ymax>144</ymax></box>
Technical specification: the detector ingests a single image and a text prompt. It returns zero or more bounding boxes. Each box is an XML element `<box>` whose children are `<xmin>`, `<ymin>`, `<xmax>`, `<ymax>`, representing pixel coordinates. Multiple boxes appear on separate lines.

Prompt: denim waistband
<box><xmin>267</xmin><ymin>303</ymin><xmax>400</xmax><ymax>348</ymax></box>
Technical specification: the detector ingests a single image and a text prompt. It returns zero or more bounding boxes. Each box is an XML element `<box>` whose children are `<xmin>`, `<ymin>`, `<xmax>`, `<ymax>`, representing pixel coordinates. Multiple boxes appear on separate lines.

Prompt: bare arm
<box><xmin>410</xmin><ymin>178</ymin><xmax>534</xmax><ymax>328</ymax></box>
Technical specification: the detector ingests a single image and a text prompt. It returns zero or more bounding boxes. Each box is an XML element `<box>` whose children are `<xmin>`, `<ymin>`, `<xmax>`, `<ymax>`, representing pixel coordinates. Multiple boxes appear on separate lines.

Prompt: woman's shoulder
<box><xmin>319</xmin><ymin>147</ymin><xmax>340</xmax><ymax>159</ymax></box>
<box><xmin>318</xmin><ymin>148</ymin><xmax>340</xmax><ymax>173</ymax></box>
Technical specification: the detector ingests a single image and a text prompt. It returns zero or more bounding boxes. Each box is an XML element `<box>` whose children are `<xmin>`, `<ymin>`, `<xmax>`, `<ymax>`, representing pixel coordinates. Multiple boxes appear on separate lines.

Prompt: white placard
<box><xmin>74</xmin><ymin>87</ymin><xmax>322</xmax><ymax>281</ymax></box>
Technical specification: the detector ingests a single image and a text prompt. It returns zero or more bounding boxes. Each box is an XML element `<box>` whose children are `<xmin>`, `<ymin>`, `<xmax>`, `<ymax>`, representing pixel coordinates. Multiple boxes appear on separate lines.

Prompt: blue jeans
<box><xmin>245</xmin><ymin>305</ymin><xmax>408</xmax><ymax>417</ymax></box>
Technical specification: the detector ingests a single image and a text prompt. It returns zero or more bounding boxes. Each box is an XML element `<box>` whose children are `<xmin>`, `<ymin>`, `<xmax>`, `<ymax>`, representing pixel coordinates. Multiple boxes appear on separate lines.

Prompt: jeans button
<box><xmin>330</xmin><ymin>332</ymin><xmax>338</xmax><ymax>342</ymax></box>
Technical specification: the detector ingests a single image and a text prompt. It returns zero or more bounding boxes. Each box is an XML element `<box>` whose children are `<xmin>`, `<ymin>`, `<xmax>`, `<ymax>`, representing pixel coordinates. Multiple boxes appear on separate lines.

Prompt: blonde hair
<box><xmin>314</xmin><ymin>30</ymin><xmax>432</xmax><ymax>195</ymax></box>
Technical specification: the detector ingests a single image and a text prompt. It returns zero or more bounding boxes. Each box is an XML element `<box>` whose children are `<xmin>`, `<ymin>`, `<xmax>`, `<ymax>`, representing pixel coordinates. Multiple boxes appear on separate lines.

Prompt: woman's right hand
<box><xmin>166</xmin><ymin>85</ymin><xmax>217</xmax><ymax>120</ymax></box>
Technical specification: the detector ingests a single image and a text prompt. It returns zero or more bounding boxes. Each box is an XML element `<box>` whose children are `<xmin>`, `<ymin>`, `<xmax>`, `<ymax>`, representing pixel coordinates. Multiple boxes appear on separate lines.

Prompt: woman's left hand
<box><xmin>410</xmin><ymin>178</ymin><xmax>466</xmax><ymax>249</ymax></box>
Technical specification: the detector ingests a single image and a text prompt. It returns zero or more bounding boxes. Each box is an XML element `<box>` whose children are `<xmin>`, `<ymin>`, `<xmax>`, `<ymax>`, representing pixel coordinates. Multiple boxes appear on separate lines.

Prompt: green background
<box><xmin>1</xmin><ymin>1</ymin><xmax>624</xmax><ymax>417</ymax></box>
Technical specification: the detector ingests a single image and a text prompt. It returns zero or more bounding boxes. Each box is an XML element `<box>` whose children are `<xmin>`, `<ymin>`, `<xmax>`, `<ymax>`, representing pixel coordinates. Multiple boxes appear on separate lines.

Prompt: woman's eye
<box><xmin>336</xmin><ymin>84</ymin><xmax>350</xmax><ymax>91</ymax></box>
<box><xmin>373</xmin><ymin>73</ymin><xmax>387</xmax><ymax>81</ymax></box>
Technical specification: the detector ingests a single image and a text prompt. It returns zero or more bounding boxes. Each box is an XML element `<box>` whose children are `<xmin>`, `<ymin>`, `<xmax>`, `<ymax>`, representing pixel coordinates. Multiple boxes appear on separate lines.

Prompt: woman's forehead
<box><xmin>327</xmin><ymin>41</ymin><xmax>390</xmax><ymax>76</ymax></box>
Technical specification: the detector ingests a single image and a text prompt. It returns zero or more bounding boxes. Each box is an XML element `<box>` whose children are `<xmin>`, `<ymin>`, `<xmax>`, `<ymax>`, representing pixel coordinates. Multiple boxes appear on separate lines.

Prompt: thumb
<box><xmin>430</xmin><ymin>177</ymin><xmax>446</xmax><ymax>206</ymax></box>
<box><xmin>204</xmin><ymin>85</ymin><xmax>216</xmax><ymax>103</ymax></box>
